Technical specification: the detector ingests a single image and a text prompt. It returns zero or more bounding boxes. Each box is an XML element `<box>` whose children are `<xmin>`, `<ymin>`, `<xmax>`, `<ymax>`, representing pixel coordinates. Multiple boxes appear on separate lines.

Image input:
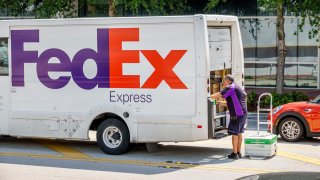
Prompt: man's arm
<box><xmin>210</xmin><ymin>92</ymin><xmax>222</xmax><ymax>100</ymax></box>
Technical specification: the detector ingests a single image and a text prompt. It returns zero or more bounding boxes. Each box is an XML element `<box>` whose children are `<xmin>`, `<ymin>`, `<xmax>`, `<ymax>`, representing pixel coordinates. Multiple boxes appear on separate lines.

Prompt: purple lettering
<box><xmin>11</xmin><ymin>30</ymin><xmax>39</xmax><ymax>86</ymax></box>
<box><xmin>110</xmin><ymin>91</ymin><xmax>116</xmax><ymax>102</ymax></box>
<box><xmin>11</xmin><ymin>29</ymin><xmax>110</xmax><ymax>90</ymax></box>
<box><xmin>37</xmin><ymin>49</ymin><xmax>71</xmax><ymax>89</ymax></box>
<box><xmin>72</xmin><ymin>29</ymin><xmax>110</xmax><ymax>90</ymax></box>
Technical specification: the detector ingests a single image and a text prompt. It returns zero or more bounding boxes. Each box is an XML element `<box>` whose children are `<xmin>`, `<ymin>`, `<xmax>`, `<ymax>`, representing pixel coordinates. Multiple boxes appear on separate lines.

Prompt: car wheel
<box><xmin>96</xmin><ymin>119</ymin><xmax>130</xmax><ymax>155</ymax></box>
<box><xmin>279</xmin><ymin>117</ymin><xmax>304</xmax><ymax>142</ymax></box>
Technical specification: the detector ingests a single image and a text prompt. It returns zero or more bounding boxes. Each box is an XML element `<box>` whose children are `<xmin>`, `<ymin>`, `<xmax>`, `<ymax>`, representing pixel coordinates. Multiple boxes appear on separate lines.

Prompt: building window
<box><xmin>244</xmin><ymin>63</ymin><xmax>256</xmax><ymax>86</ymax></box>
<box><xmin>241</xmin><ymin>17</ymin><xmax>319</xmax><ymax>89</ymax></box>
<box><xmin>298</xmin><ymin>64</ymin><xmax>317</xmax><ymax>88</ymax></box>
<box><xmin>255</xmin><ymin>63</ymin><xmax>276</xmax><ymax>87</ymax></box>
<box><xmin>284</xmin><ymin>64</ymin><xmax>298</xmax><ymax>87</ymax></box>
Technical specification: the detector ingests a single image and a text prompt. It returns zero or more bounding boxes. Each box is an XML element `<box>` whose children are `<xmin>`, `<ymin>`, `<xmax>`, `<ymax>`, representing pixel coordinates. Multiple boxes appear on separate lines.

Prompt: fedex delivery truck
<box><xmin>0</xmin><ymin>15</ymin><xmax>244</xmax><ymax>154</ymax></box>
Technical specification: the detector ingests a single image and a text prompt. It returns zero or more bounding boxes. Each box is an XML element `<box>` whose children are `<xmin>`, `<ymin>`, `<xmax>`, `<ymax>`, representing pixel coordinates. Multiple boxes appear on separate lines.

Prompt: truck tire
<box><xmin>279</xmin><ymin>117</ymin><xmax>304</xmax><ymax>142</ymax></box>
<box><xmin>96</xmin><ymin>119</ymin><xmax>130</xmax><ymax>155</ymax></box>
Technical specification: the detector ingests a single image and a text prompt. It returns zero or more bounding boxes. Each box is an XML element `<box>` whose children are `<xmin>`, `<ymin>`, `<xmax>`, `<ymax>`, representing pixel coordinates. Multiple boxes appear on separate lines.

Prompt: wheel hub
<box><xmin>282</xmin><ymin>121</ymin><xmax>300</xmax><ymax>140</ymax></box>
<box><xmin>102</xmin><ymin>126</ymin><xmax>123</xmax><ymax>148</ymax></box>
<box><xmin>111</xmin><ymin>132</ymin><xmax>121</xmax><ymax>140</ymax></box>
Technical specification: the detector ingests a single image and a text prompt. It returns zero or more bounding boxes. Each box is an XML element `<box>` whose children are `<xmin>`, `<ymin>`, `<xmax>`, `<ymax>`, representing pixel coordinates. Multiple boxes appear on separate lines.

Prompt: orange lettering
<box><xmin>109</xmin><ymin>28</ymin><xmax>140</xmax><ymax>88</ymax></box>
<box><xmin>141</xmin><ymin>50</ymin><xmax>187</xmax><ymax>89</ymax></box>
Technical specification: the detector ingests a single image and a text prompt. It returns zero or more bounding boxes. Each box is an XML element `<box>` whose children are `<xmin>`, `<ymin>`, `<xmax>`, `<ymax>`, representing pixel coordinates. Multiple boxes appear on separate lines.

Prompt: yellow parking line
<box><xmin>36</xmin><ymin>140</ymin><xmax>90</xmax><ymax>159</ymax></box>
<box><xmin>277</xmin><ymin>151</ymin><xmax>320</xmax><ymax>166</ymax></box>
<box><xmin>0</xmin><ymin>152</ymin><xmax>281</xmax><ymax>173</ymax></box>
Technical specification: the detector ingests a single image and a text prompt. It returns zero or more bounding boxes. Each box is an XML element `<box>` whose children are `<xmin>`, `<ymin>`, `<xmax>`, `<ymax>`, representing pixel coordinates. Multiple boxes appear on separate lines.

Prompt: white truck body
<box><xmin>0</xmin><ymin>15</ymin><xmax>244</xmax><ymax>154</ymax></box>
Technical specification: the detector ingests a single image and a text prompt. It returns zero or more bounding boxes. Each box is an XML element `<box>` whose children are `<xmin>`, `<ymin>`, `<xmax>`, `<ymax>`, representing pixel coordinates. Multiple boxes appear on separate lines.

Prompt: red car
<box><xmin>268</xmin><ymin>95</ymin><xmax>320</xmax><ymax>142</ymax></box>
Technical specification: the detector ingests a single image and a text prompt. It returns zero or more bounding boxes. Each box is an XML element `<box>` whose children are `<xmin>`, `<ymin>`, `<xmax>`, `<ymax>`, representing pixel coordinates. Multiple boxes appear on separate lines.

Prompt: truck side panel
<box><xmin>9</xmin><ymin>22</ymin><xmax>197</xmax><ymax>140</ymax></box>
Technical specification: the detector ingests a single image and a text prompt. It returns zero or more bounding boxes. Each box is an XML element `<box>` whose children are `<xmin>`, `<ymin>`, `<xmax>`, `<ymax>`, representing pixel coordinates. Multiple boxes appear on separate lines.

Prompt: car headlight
<box><xmin>273</xmin><ymin>105</ymin><xmax>283</xmax><ymax>114</ymax></box>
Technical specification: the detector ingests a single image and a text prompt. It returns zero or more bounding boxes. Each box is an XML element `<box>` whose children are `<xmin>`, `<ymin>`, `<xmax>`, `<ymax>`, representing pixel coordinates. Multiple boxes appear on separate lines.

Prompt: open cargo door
<box><xmin>207</xmin><ymin>28</ymin><xmax>232</xmax><ymax>139</ymax></box>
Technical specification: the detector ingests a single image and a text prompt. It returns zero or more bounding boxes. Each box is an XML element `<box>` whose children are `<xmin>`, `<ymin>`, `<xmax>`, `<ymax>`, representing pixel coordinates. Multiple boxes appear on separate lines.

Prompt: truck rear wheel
<box><xmin>96</xmin><ymin>119</ymin><xmax>130</xmax><ymax>155</ymax></box>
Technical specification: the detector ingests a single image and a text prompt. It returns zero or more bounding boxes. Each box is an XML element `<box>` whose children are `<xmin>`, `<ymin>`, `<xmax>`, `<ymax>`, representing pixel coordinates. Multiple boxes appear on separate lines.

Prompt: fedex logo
<box><xmin>11</xmin><ymin>28</ymin><xmax>187</xmax><ymax>90</ymax></box>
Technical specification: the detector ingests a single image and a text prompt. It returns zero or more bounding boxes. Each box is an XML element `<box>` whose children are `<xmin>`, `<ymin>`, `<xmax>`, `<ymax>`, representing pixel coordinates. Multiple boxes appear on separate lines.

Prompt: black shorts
<box><xmin>228</xmin><ymin>113</ymin><xmax>247</xmax><ymax>135</ymax></box>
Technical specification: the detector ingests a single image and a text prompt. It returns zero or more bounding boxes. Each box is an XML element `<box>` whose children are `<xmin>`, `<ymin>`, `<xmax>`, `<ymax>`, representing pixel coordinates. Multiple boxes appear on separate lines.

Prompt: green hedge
<box><xmin>246</xmin><ymin>91</ymin><xmax>309</xmax><ymax>112</ymax></box>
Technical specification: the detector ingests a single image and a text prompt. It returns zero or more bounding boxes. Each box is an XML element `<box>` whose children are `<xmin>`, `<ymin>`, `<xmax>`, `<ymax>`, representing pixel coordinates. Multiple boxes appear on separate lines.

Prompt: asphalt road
<box><xmin>0</xmin><ymin>116</ymin><xmax>319</xmax><ymax>180</ymax></box>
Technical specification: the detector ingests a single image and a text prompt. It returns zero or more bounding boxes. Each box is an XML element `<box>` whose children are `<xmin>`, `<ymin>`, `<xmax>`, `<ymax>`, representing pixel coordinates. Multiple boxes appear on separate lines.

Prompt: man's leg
<box><xmin>232</xmin><ymin>135</ymin><xmax>238</xmax><ymax>153</ymax></box>
<box><xmin>237</xmin><ymin>133</ymin><xmax>243</xmax><ymax>153</ymax></box>
<box><xmin>228</xmin><ymin>119</ymin><xmax>240</xmax><ymax>159</ymax></box>
<box><xmin>228</xmin><ymin>135</ymin><xmax>239</xmax><ymax>159</ymax></box>
<box><xmin>237</xmin><ymin>114</ymin><xmax>247</xmax><ymax>154</ymax></box>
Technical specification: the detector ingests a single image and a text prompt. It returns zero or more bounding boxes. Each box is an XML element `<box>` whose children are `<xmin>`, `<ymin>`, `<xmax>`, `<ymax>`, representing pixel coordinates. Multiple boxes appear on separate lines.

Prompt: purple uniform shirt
<box><xmin>220</xmin><ymin>83</ymin><xmax>247</xmax><ymax>117</ymax></box>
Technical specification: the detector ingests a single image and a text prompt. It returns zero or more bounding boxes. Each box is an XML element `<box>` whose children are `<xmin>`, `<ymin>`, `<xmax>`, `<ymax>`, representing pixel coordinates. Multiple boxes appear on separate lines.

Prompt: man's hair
<box><xmin>224</xmin><ymin>74</ymin><xmax>234</xmax><ymax>82</ymax></box>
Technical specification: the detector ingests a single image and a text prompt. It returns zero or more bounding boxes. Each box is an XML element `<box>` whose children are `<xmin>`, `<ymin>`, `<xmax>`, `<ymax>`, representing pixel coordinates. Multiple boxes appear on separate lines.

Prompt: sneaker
<box><xmin>227</xmin><ymin>152</ymin><xmax>239</xmax><ymax>160</ymax></box>
<box><xmin>237</xmin><ymin>152</ymin><xmax>242</xmax><ymax>158</ymax></box>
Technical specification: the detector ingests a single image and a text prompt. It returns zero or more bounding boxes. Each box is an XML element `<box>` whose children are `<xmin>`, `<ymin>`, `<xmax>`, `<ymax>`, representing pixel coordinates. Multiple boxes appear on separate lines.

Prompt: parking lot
<box><xmin>0</xmin><ymin>129</ymin><xmax>319</xmax><ymax>180</ymax></box>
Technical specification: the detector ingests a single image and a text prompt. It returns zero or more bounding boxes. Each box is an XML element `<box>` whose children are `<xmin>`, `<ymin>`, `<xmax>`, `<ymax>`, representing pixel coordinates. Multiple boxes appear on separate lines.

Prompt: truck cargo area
<box><xmin>207</xmin><ymin>27</ymin><xmax>232</xmax><ymax>139</ymax></box>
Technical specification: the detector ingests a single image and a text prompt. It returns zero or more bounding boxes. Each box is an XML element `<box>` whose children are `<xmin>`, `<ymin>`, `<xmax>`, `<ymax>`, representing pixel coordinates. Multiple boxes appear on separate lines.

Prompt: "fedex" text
<box><xmin>11</xmin><ymin>28</ymin><xmax>188</xmax><ymax>90</ymax></box>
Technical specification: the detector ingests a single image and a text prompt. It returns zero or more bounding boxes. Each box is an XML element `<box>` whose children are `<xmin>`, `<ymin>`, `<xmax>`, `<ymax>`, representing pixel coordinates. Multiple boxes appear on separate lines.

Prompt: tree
<box><xmin>1</xmin><ymin>0</ymin><xmax>190</xmax><ymax>18</ymax></box>
<box><xmin>206</xmin><ymin>0</ymin><xmax>320</xmax><ymax>94</ymax></box>
<box><xmin>0</xmin><ymin>0</ymin><xmax>76</xmax><ymax>18</ymax></box>
<box><xmin>108</xmin><ymin>0</ymin><xmax>115</xmax><ymax>17</ymax></box>
<box><xmin>124</xmin><ymin>0</ymin><xmax>190</xmax><ymax>16</ymax></box>
<box><xmin>258</xmin><ymin>0</ymin><xmax>286</xmax><ymax>94</ymax></box>
<box><xmin>106</xmin><ymin>0</ymin><xmax>190</xmax><ymax>17</ymax></box>
<box><xmin>82</xmin><ymin>0</ymin><xmax>190</xmax><ymax>17</ymax></box>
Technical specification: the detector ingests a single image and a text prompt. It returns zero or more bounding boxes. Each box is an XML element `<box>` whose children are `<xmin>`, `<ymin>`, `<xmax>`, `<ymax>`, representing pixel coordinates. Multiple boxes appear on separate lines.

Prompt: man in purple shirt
<box><xmin>210</xmin><ymin>74</ymin><xmax>247</xmax><ymax>159</ymax></box>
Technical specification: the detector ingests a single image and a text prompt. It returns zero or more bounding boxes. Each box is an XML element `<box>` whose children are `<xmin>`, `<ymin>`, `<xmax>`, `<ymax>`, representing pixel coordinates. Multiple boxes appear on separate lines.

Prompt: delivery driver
<box><xmin>210</xmin><ymin>74</ymin><xmax>247</xmax><ymax>159</ymax></box>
